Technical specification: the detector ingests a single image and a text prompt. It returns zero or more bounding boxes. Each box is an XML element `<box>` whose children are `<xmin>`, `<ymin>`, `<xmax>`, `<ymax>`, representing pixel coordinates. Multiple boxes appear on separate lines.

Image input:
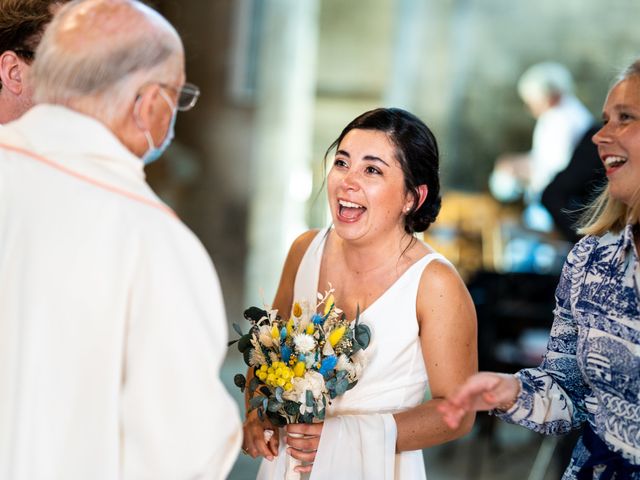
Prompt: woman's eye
<box><xmin>365</xmin><ymin>166</ymin><xmax>381</xmax><ymax>175</ymax></box>
<box><xmin>333</xmin><ymin>158</ymin><xmax>348</xmax><ymax>167</ymax></box>
<box><xmin>619</xmin><ymin>112</ymin><xmax>634</xmax><ymax>122</ymax></box>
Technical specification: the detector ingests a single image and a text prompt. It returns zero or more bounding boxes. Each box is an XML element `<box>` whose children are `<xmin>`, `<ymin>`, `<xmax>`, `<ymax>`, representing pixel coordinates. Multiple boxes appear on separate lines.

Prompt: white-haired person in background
<box><xmin>0</xmin><ymin>1</ymin><xmax>241</xmax><ymax>479</ymax></box>
<box><xmin>440</xmin><ymin>59</ymin><xmax>640</xmax><ymax>479</ymax></box>
<box><xmin>490</xmin><ymin>61</ymin><xmax>594</xmax><ymax>233</ymax></box>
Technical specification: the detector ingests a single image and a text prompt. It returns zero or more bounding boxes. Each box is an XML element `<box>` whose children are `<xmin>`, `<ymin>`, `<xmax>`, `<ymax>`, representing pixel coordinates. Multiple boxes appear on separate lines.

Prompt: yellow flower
<box><xmin>328</xmin><ymin>325</ymin><xmax>346</xmax><ymax>347</ymax></box>
<box><xmin>293</xmin><ymin>361</ymin><xmax>306</xmax><ymax>377</ymax></box>
<box><xmin>271</xmin><ymin>325</ymin><xmax>280</xmax><ymax>340</ymax></box>
<box><xmin>260</xmin><ymin>364</ymin><xmax>268</xmax><ymax>372</ymax></box>
<box><xmin>306</xmin><ymin>323</ymin><xmax>314</xmax><ymax>335</ymax></box>
<box><xmin>324</xmin><ymin>294</ymin><xmax>335</xmax><ymax>315</ymax></box>
<box><xmin>286</xmin><ymin>318</ymin><xmax>294</xmax><ymax>337</ymax></box>
<box><xmin>284</xmin><ymin>382</ymin><xmax>293</xmax><ymax>391</ymax></box>
<box><xmin>293</xmin><ymin>302</ymin><xmax>302</xmax><ymax>318</ymax></box>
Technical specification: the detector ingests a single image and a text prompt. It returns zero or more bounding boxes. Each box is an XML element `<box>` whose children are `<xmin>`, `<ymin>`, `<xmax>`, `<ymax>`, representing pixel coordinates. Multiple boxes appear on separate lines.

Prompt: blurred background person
<box><xmin>0</xmin><ymin>0</ymin><xmax>68</xmax><ymax>124</ymax></box>
<box><xmin>490</xmin><ymin>61</ymin><xmax>595</xmax><ymax>233</ymax></box>
<box><xmin>541</xmin><ymin>124</ymin><xmax>606</xmax><ymax>243</ymax></box>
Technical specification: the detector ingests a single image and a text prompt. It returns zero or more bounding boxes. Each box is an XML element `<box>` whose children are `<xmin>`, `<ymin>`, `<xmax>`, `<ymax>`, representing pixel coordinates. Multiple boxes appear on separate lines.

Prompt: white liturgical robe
<box><xmin>0</xmin><ymin>105</ymin><xmax>241</xmax><ymax>480</ymax></box>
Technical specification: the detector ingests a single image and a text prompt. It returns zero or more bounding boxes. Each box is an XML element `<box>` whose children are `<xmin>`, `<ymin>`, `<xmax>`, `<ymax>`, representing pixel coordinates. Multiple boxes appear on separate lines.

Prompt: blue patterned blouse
<box><xmin>497</xmin><ymin>224</ymin><xmax>640</xmax><ymax>479</ymax></box>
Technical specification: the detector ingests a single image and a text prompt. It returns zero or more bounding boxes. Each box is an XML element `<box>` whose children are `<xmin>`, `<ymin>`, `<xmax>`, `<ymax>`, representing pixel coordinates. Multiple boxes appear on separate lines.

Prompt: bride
<box><xmin>242</xmin><ymin>108</ymin><xmax>478</xmax><ymax>479</ymax></box>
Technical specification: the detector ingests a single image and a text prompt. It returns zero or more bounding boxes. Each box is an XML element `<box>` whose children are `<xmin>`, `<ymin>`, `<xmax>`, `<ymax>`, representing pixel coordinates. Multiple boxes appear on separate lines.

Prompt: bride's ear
<box><xmin>414</xmin><ymin>184</ymin><xmax>428</xmax><ymax>210</ymax></box>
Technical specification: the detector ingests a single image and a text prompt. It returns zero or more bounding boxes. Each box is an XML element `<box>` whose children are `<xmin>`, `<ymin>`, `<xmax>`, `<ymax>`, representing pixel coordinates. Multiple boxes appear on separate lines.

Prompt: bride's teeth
<box><xmin>339</xmin><ymin>200</ymin><xmax>363</xmax><ymax>208</ymax></box>
<box><xmin>605</xmin><ymin>156</ymin><xmax>627</xmax><ymax>168</ymax></box>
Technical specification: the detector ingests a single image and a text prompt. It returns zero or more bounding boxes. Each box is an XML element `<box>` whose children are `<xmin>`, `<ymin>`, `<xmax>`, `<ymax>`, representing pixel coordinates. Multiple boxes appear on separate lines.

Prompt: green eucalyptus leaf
<box><xmin>355</xmin><ymin>323</ymin><xmax>371</xmax><ymax>350</ymax></box>
<box><xmin>232</xmin><ymin>323</ymin><xmax>243</xmax><ymax>337</ymax></box>
<box><xmin>233</xmin><ymin>374</ymin><xmax>246</xmax><ymax>392</ymax></box>
<box><xmin>305</xmin><ymin>390</ymin><xmax>314</xmax><ymax>407</ymax></box>
<box><xmin>267</xmin><ymin>398</ymin><xmax>283</xmax><ymax>412</ymax></box>
<box><xmin>249</xmin><ymin>395</ymin><xmax>266</xmax><ymax>410</ymax></box>
<box><xmin>275</xmin><ymin>386</ymin><xmax>284</xmax><ymax>403</ymax></box>
<box><xmin>284</xmin><ymin>400</ymin><xmax>300</xmax><ymax>416</ymax></box>
<box><xmin>242</xmin><ymin>348</ymin><xmax>252</xmax><ymax>366</ymax></box>
<box><xmin>249</xmin><ymin>376</ymin><xmax>261</xmax><ymax>394</ymax></box>
<box><xmin>266</xmin><ymin>411</ymin><xmax>287</xmax><ymax>427</ymax></box>
<box><xmin>244</xmin><ymin>307</ymin><xmax>268</xmax><ymax>323</ymax></box>
<box><xmin>237</xmin><ymin>333</ymin><xmax>253</xmax><ymax>353</ymax></box>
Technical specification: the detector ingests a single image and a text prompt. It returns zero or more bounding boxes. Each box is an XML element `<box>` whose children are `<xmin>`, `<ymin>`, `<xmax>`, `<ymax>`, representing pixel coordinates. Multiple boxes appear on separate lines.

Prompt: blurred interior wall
<box><xmin>152</xmin><ymin>0</ymin><xmax>640</xmax><ymax>323</ymax></box>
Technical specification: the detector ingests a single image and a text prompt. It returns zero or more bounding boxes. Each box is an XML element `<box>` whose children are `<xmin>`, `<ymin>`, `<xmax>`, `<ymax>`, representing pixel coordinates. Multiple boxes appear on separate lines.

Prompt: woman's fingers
<box><xmin>286</xmin><ymin>433</ymin><xmax>319</xmax><ymax>451</ymax></box>
<box><xmin>287</xmin><ymin>446</ymin><xmax>317</xmax><ymax>463</ymax></box>
<box><xmin>265</xmin><ymin>429</ymin><xmax>279</xmax><ymax>457</ymax></box>
<box><xmin>242</xmin><ymin>415</ymin><xmax>278</xmax><ymax>460</ymax></box>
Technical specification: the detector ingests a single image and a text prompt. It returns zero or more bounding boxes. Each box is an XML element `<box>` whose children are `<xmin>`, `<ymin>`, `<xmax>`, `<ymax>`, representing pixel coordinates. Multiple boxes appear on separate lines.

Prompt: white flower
<box><xmin>282</xmin><ymin>370</ymin><xmax>327</xmax><ymax>414</ymax></box>
<box><xmin>322</xmin><ymin>341</ymin><xmax>335</xmax><ymax>357</ymax></box>
<box><xmin>293</xmin><ymin>333</ymin><xmax>316</xmax><ymax>354</ymax></box>
<box><xmin>335</xmin><ymin>351</ymin><xmax>366</xmax><ymax>381</ymax></box>
<box><xmin>257</xmin><ymin>325</ymin><xmax>274</xmax><ymax>348</ymax></box>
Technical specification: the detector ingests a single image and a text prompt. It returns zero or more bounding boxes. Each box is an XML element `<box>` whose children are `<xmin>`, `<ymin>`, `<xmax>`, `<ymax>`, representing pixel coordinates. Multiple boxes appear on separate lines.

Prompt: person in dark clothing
<box><xmin>541</xmin><ymin>125</ymin><xmax>606</xmax><ymax>243</ymax></box>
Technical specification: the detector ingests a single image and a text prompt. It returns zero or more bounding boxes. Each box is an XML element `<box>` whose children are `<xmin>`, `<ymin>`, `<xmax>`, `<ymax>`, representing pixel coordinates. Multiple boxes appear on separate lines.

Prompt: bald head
<box><xmin>31</xmin><ymin>0</ymin><xmax>184</xmax><ymax>122</ymax></box>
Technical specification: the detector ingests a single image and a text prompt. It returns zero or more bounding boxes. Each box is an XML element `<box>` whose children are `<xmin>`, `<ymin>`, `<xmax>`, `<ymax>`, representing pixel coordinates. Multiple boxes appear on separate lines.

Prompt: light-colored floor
<box><xmin>222</xmin><ymin>356</ymin><xmax>567</xmax><ymax>480</ymax></box>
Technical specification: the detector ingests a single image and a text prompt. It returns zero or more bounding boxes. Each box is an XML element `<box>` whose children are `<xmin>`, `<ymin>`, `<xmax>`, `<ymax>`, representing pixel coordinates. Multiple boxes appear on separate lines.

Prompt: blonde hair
<box><xmin>577</xmin><ymin>58</ymin><xmax>640</xmax><ymax>236</ymax></box>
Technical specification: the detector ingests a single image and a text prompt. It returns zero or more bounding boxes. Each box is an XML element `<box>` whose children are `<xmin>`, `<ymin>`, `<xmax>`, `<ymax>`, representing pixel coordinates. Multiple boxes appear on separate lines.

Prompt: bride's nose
<box><xmin>341</xmin><ymin>169</ymin><xmax>361</xmax><ymax>191</ymax></box>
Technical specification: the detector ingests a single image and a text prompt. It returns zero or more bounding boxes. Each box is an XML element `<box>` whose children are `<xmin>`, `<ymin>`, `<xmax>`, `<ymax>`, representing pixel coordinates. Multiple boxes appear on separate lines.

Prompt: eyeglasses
<box><xmin>158</xmin><ymin>82</ymin><xmax>200</xmax><ymax>111</ymax></box>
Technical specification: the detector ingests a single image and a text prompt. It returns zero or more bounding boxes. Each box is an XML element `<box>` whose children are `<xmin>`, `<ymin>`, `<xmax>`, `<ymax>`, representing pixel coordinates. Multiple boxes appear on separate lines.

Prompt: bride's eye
<box><xmin>333</xmin><ymin>158</ymin><xmax>348</xmax><ymax>168</ymax></box>
<box><xmin>365</xmin><ymin>165</ymin><xmax>381</xmax><ymax>175</ymax></box>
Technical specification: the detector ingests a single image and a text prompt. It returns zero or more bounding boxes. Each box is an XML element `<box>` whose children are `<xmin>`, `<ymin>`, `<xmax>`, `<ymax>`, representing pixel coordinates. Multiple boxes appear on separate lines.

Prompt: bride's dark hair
<box><xmin>325</xmin><ymin>107</ymin><xmax>441</xmax><ymax>234</ymax></box>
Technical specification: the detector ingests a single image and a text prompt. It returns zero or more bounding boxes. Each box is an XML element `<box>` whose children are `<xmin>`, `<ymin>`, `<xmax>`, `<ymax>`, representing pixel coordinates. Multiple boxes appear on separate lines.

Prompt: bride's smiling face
<box><xmin>327</xmin><ymin>128</ymin><xmax>413</xmax><ymax>243</ymax></box>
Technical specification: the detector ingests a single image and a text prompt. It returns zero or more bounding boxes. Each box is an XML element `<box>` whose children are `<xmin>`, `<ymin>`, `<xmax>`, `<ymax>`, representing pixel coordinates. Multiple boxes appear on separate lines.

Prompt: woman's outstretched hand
<box><xmin>285</xmin><ymin>422</ymin><xmax>324</xmax><ymax>473</ymax></box>
<box><xmin>242</xmin><ymin>409</ymin><xmax>279</xmax><ymax>460</ymax></box>
<box><xmin>438</xmin><ymin>372</ymin><xmax>521</xmax><ymax>429</ymax></box>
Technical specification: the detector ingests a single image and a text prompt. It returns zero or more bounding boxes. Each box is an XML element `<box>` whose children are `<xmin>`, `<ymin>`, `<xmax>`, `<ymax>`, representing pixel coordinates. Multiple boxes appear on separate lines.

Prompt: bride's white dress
<box><xmin>258</xmin><ymin>229</ymin><xmax>447</xmax><ymax>479</ymax></box>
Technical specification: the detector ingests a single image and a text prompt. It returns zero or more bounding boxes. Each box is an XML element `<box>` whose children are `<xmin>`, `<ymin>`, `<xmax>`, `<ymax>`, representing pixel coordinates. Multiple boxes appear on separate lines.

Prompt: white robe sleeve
<box><xmin>310</xmin><ymin>413</ymin><xmax>397</xmax><ymax>480</ymax></box>
<box><xmin>120</xmin><ymin>223</ymin><xmax>241</xmax><ymax>479</ymax></box>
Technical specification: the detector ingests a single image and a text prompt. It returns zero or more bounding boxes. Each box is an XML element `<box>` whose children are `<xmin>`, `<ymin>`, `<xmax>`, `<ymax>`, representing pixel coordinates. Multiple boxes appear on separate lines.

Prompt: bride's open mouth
<box><xmin>337</xmin><ymin>199</ymin><xmax>366</xmax><ymax>222</ymax></box>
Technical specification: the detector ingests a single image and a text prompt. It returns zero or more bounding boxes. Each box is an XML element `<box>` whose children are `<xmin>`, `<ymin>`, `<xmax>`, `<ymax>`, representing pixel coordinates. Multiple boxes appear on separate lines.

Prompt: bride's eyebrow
<box><xmin>363</xmin><ymin>155</ymin><xmax>390</xmax><ymax>167</ymax></box>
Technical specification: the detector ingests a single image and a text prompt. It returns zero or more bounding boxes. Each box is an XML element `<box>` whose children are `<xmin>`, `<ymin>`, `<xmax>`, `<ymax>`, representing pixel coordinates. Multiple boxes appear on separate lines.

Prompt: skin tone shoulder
<box><xmin>243</xmin><ymin>127</ymin><xmax>478</xmax><ymax>472</ymax></box>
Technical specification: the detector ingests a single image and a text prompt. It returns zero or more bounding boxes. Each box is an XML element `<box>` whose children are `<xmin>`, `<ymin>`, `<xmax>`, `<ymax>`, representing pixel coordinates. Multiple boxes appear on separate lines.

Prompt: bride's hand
<box><xmin>242</xmin><ymin>409</ymin><xmax>279</xmax><ymax>460</ymax></box>
<box><xmin>285</xmin><ymin>422</ymin><xmax>323</xmax><ymax>473</ymax></box>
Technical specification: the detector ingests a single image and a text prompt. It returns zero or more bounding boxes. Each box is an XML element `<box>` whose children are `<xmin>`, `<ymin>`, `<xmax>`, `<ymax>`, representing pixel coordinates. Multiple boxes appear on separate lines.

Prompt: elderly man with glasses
<box><xmin>0</xmin><ymin>1</ymin><xmax>241</xmax><ymax>480</ymax></box>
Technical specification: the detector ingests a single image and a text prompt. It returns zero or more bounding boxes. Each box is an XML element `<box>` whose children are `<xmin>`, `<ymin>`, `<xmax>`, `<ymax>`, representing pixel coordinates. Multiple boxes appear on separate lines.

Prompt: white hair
<box><xmin>31</xmin><ymin>0</ymin><xmax>183</xmax><ymax>123</ymax></box>
<box><xmin>517</xmin><ymin>62</ymin><xmax>574</xmax><ymax>103</ymax></box>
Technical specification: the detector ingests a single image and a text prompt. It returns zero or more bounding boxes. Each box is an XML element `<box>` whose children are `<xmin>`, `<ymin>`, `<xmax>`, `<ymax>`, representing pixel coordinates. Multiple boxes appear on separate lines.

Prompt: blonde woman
<box><xmin>440</xmin><ymin>60</ymin><xmax>640</xmax><ymax>479</ymax></box>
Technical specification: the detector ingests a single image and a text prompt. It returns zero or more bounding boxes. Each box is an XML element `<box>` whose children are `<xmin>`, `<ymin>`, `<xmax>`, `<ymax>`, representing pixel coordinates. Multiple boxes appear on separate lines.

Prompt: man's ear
<box><xmin>132</xmin><ymin>84</ymin><xmax>162</xmax><ymax>132</ymax></box>
<box><xmin>0</xmin><ymin>51</ymin><xmax>26</xmax><ymax>95</ymax></box>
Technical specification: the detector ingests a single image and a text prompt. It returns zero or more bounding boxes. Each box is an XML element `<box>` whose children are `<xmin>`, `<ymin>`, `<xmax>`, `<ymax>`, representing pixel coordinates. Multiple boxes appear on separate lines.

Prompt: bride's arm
<box><xmin>393</xmin><ymin>259</ymin><xmax>478</xmax><ymax>452</ymax></box>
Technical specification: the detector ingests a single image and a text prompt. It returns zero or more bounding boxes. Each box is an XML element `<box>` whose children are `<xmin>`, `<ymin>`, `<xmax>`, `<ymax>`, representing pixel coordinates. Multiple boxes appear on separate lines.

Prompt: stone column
<box><xmin>385</xmin><ymin>0</ymin><xmax>429</xmax><ymax>110</ymax></box>
<box><xmin>245</xmin><ymin>0</ymin><xmax>320</xmax><ymax>309</ymax></box>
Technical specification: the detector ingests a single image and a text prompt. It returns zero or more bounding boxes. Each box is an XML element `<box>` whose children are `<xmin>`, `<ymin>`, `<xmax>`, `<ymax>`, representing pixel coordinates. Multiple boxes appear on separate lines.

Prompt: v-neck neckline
<box><xmin>313</xmin><ymin>229</ymin><xmax>435</xmax><ymax>319</ymax></box>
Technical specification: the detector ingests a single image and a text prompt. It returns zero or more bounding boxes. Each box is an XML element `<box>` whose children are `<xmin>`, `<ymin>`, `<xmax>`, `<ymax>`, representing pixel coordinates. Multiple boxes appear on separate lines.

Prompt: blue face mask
<box><xmin>141</xmin><ymin>90</ymin><xmax>177</xmax><ymax>165</ymax></box>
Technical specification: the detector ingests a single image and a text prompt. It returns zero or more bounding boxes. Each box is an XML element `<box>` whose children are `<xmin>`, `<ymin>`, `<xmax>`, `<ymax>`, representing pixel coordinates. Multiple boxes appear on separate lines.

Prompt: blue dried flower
<box><xmin>312</xmin><ymin>313</ymin><xmax>324</xmax><ymax>325</ymax></box>
<box><xmin>281</xmin><ymin>345</ymin><xmax>292</xmax><ymax>363</ymax></box>
<box><xmin>319</xmin><ymin>355</ymin><xmax>337</xmax><ymax>377</ymax></box>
